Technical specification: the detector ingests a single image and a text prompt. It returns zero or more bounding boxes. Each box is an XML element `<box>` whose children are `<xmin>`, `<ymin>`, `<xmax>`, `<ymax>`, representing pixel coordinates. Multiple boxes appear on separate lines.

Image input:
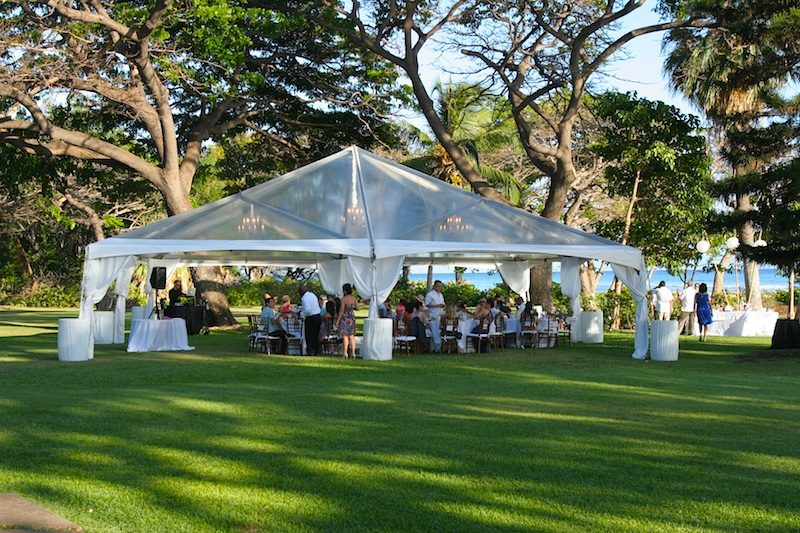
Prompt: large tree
<box><xmin>320</xmin><ymin>0</ymin><xmax>715</xmax><ymax>309</ymax></box>
<box><xmin>0</xmin><ymin>0</ymin><xmax>404</xmax><ymax>323</ymax></box>
<box><xmin>589</xmin><ymin>91</ymin><xmax>712</xmax><ymax>327</ymax></box>
<box><xmin>663</xmin><ymin>0</ymin><xmax>800</xmax><ymax>310</ymax></box>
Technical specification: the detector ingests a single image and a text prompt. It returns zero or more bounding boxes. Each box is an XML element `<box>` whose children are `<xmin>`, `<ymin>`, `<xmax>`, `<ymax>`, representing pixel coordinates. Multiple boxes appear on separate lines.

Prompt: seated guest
<box><xmin>168</xmin><ymin>280</ymin><xmax>185</xmax><ymax>306</ymax></box>
<box><xmin>260</xmin><ymin>297</ymin><xmax>287</xmax><ymax>354</ymax></box>
<box><xmin>494</xmin><ymin>296</ymin><xmax>511</xmax><ymax>316</ymax></box>
<box><xmin>443</xmin><ymin>302</ymin><xmax>457</xmax><ymax>321</ymax></box>
<box><xmin>396</xmin><ymin>297</ymin><xmax>407</xmax><ymax>315</ymax></box>
<box><xmin>279</xmin><ymin>294</ymin><xmax>293</xmax><ymax>314</ymax></box>
<box><xmin>378</xmin><ymin>299</ymin><xmax>392</xmax><ymax>318</ymax></box>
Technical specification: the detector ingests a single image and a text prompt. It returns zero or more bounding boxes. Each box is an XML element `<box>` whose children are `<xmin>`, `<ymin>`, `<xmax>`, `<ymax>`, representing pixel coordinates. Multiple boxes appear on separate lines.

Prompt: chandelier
<box><xmin>439</xmin><ymin>215</ymin><xmax>470</xmax><ymax>233</ymax></box>
<box><xmin>341</xmin><ymin>205</ymin><xmax>364</xmax><ymax>224</ymax></box>
<box><xmin>238</xmin><ymin>206</ymin><xmax>266</xmax><ymax>234</ymax></box>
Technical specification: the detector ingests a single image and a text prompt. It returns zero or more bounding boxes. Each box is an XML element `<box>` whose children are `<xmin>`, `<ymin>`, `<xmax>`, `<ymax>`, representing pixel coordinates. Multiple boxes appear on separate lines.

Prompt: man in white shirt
<box><xmin>299</xmin><ymin>284</ymin><xmax>322</xmax><ymax>356</ymax></box>
<box><xmin>651</xmin><ymin>281</ymin><xmax>674</xmax><ymax>320</ymax></box>
<box><xmin>424</xmin><ymin>280</ymin><xmax>446</xmax><ymax>320</ymax></box>
<box><xmin>677</xmin><ymin>282</ymin><xmax>697</xmax><ymax>335</ymax></box>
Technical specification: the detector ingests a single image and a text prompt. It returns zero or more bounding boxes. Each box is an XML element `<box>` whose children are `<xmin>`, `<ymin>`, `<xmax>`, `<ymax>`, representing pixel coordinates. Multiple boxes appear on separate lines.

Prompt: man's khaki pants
<box><xmin>678</xmin><ymin>311</ymin><xmax>695</xmax><ymax>335</ymax></box>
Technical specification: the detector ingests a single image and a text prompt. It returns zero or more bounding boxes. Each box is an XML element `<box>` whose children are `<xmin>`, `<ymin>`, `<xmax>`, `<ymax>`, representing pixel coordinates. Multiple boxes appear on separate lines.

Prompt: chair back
<box><xmin>521</xmin><ymin>313</ymin><xmax>537</xmax><ymax>332</ymax></box>
<box><xmin>475</xmin><ymin>314</ymin><xmax>493</xmax><ymax>334</ymax></box>
<box><xmin>493</xmin><ymin>313</ymin><xmax>505</xmax><ymax>333</ymax></box>
<box><xmin>440</xmin><ymin>316</ymin><xmax>458</xmax><ymax>334</ymax></box>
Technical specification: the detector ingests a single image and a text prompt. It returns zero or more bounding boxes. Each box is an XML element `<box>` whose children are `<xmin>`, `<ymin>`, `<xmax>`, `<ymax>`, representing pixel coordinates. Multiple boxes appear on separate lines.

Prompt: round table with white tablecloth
<box><xmin>127</xmin><ymin>318</ymin><xmax>194</xmax><ymax>352</ymax></box>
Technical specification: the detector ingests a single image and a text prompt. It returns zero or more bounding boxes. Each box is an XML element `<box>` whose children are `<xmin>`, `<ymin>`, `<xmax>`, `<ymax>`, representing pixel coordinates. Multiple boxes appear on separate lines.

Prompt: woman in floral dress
<box><xmin>336</xmin><ymin>283</ymin><xmax>359</xmax><ymax>358</ymax></box>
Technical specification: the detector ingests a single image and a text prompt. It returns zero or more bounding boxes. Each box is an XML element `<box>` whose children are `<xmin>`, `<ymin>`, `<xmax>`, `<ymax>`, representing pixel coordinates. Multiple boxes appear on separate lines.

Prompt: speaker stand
<box><xmin>148</xmin><ymin>291</ymin><xmax>163</xmax><ymax>319</ymax></box>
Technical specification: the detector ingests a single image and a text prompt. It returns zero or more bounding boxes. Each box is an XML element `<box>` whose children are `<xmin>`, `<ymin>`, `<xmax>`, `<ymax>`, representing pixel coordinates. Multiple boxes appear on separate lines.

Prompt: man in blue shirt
<box><xmin>260</xmin><ymin>297</ymin><xmax>287</xmax><ymax>354</ymax></box>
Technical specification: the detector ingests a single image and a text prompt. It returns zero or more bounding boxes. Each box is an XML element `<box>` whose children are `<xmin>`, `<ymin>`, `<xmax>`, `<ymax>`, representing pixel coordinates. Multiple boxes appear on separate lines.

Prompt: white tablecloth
<box><xmin>456</xmin><ymin>317</ymin><xmax>520</xmax><ymax>352</ymax></box>
<box><xmin>58</xmin><ymin>318</ymin><xmax>92</xmax><ymax>362</ymax></box>
<box><xmin>128</xmin><ymin>318</ymin><xmax>194</xmax><ymax>352</ymax></box>
<box><xmin>701</xmin><ymin>310</ymin><xmax>779</xmax><ymax>337</ymax></box>
<box><xmin>581</xmin><ymin>311</ymin><xmax>604</xmax><ymax>343</ymax></box>
<box><xmin>92</xmin><ymin>311</ymin><xmax>115</xmax><ymax>344</ymax></box>
<box><xmin>650</xmin><ymin>320</ymin><xmax>679</xmax><ymax>361</ymax></box>
<box><xmin>362</xmin><ymin>318</ymin><xmax>392</xmax><ymax>360</ymax></box>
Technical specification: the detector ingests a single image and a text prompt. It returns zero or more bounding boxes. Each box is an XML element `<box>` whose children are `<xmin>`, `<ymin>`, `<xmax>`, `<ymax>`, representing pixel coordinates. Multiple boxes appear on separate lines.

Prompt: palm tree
<box><xmin>663</xmin><ymin>24</ymin><xmax>786</xmax><ymax>310</ymax></box>
<box><xmin>404</xmin><ymin>81</ymin><xmax>530</xmax><ymax>207</ymax></box>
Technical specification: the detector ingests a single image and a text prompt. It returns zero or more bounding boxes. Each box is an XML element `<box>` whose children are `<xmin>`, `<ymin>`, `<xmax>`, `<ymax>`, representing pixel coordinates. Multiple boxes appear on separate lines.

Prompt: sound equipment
<box><xmin>150</xmin><ymin>267</ymin><xmax>167</xmax><ymax>290</ymax></box>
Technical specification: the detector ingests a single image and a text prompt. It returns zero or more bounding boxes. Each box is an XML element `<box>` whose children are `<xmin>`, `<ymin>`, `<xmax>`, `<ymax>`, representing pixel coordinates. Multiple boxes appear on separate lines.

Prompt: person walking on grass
<box><xmin>694</xmin><ymin>283</ymin><xmax>713</xmax><ymax>342</ymax></box>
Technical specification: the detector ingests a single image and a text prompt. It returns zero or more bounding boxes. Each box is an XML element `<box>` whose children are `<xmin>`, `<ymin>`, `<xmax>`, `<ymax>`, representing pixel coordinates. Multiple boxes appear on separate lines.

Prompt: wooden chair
<box><xmin>284</xmin><ymin>316</ymin><xmax>304</xmax><ymax>355</ymax></box>
<box><xmin>439</xmin><ymin>316</ymin><xmax>460</xmax><ymax>354</ymax></box>
<box><xmin>466</xmin><ymin>314</ymin><xmax>493</xmax><ymax>354</ymax></box>
<box><xmin>320</xmin><ymin>315</ymin><xmax>343</xmax><ymax>355</ymax></box>
<box><xmin>393</xmin><ymin>314</ymin><xmax>418</xmax><ymax>356</ymax></box>
<box><xmin>489</xmin><ymin>313</ymin><xmax>506</xmax><ymax>350</ymax></box>
<box><xmin>520</xmin><ymin>314</ymin><xmax>538</xmax><ymax>349</ymax></box>
<box><xmin>558</xmin><ymin>322</ymin><xmax>571</xmax><ymax>347</ymax></box>
<box><xmin>247</xmin><ymin>314</ymin><xmax>262</xmax><ymax>352</ymax></box>
<box><xmin>538</xmin><ymin>316</ymin><xmax>559</xmax><ymax>348</ymax></box>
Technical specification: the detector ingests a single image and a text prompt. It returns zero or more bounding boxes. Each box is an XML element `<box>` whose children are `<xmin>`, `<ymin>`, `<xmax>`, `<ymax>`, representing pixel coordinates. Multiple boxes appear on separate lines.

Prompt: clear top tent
<box><xmin>79</xmin><ymin>146</ymin><xmax>650</xmax><ymax>359</ymax></box>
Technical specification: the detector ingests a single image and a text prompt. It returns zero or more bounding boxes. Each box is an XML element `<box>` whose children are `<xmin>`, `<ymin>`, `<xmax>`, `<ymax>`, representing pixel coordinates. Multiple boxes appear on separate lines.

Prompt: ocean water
<box><xmin>409</xmin><ymin>267</ymin><xmax>792</xmax><ymax>293</ymax></box>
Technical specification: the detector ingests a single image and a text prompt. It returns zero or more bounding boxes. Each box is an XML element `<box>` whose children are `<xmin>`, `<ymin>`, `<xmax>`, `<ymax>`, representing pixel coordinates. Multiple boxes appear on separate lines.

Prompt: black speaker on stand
<box><xmin>149</xmin><ymin>267</ymin><xmax>167</xmax><ymax>318</ymax></box>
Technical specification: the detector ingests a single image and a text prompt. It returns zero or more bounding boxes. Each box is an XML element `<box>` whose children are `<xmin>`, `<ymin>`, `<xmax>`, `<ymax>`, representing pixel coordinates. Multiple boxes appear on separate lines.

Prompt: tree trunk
<box><xmin>611</xmin><ymin>169</ymin><xmax>642</xmax><ymax>329</ymax></box>
<box><xmin>789</xmin><ymin>268</ymin><xmax>796</xmax><ymax>320</ymax></box>
<box><xmin>580</xmin><ymin>262</ymin><xmax>600</xmax><ymax>311</ymax></box>
<box><xmin>737</xmin><ymin>208</ymin><xmax>762</xmax><ymax>309</ymax></box>
<box><xmin>529</xmin><ymin>264</ymin><xmax>553</xmax><ymax>312</ymax></box>
<box><xmin>191</xmin><ymin>266</ymin><xmax>236</xmax><ymax>327</ymax></box>
<box><xmin>426</xmin><ymin>265</ymin><xmax>433</xmax><ymax>293</ymax></box>
<box><xmin>711</xmin><ymin>250</ymin><xmax>734</xmax><ymax>300</ymax></box>
<box><xmin>455</xmin><ymin>267</ymin><xmax>465</xmax><ymax>284</ymax></box>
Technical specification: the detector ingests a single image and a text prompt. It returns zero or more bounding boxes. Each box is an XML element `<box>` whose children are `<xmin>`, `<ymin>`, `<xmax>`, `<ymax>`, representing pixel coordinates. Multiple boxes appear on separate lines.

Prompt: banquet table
<box><xmin>128</xmin><ymin>318</ymin><xmax>194</xmax><ymax>352</ymax></box>
<box><xmin>457</xmin><ymin>317</ymin><xmax>521</xmax><ymax>353</ymax></box>
<box><xmin>771</xmin><ymin>319</ymin><xmax>800</xmax><ymax>349</ymax></box>
<box><xmin>700</xmin><ymin>310</ymin><xmax>779</xmax><ymax>337</ymax></box>
<box><xmin>165</xmin><ymin>305</ymin><xmax>206</xmax><ymax>335</ymax></box>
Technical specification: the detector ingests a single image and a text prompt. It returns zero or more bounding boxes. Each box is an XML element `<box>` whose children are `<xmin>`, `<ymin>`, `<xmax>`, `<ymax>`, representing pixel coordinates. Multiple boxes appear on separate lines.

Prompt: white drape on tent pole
<box><xmin>559</xmin><ymin>257</ymin><xmax>584</xmax><ymax>343</ymax></box>
<box><xmin>113</xmin><ymin>259</ymin><xmax>137</xmax><ymax>344</ymax></box>
<box><xmin>79</xmin><ymin>255</ymin><xmax>138</xmax><ymax>359</ymax></box>
<box><xmin>346</xmin><ymin>256</ymin><xmax>404</xmax><ymax>319</ymax></box>
<box><xmin>496</xmin><ymin>261</ymin><xmax>534</xmax><ymax>297</ymax></box>
<box><xmin>611</xmin><ymin>261</ymin><xmax>649</xmax><ymax>359</ymax></box>
<box><xmin>317</xmin><ymin>259</ymin><xmax>351</xmax><ymax>298</ymax></box>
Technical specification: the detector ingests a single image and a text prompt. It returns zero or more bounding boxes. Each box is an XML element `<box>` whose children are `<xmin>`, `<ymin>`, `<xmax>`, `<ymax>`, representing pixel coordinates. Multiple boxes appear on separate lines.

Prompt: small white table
<box><xmin>92</xmin><ymin>311</ymin><xmax>115</xmax><ymax>344</ymax></box>
<box><xmin>581</xmin><ymin>311</ymin><xmax>604</xmax><ymax>343</ymax></box>
<box><xmin>651</xmin><ymin>320</ymin><xmax>679</xmax><ymax>361</ymax></box>
<box><xmin>362</xmin><ymin>318</ymin><xmax>393</xmax><ymax>360</ymax></box>
<box><xmin>58</xmin><ymin>318</ymin><xmax>92</xmax><ymax>362</ymax></box>
<box><xmin>128</xmin><ymin>318</ymin><xmax>194</xmax><ymax>352</ymax></box>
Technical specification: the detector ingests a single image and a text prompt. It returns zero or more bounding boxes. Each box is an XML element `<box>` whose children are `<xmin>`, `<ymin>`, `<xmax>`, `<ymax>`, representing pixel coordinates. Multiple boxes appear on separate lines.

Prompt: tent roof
<box><xmin>86</xmin><ymin>146</ymin><xmax>644</xmax><ymax>270</ymax></box>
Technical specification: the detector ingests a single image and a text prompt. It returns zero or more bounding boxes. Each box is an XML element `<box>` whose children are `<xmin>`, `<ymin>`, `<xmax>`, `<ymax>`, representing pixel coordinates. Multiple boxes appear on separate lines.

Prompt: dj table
<box><xmin>165</xmin><ymin>305</ymin><xmax>207</xmax><ymax>335</ymax></box>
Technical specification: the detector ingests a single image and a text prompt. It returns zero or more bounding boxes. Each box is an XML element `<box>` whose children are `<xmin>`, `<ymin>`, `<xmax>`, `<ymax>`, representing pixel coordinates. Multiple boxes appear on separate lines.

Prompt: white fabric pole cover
<box><xmin>559</xmin><ymin>257</ymin><xmax>584</xmax><ymax>343</ymax></box>
<box><xmin>612</xmin><ymin>261</ymin><xmax>649</xmax><ymax>359</ymax></box>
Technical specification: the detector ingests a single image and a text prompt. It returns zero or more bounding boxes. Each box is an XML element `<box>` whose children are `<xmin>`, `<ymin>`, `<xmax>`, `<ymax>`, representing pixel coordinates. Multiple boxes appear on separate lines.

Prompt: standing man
<box><xmin>677</xmin><ymin>282</ymin><xmax>697</xmax><ymax>335</ymax></box>
<box><xmin>299</xmin><ymin>284</ymin><xmax>322</xmax><ymax>356</ymax></box>
<box><xmin>651</xmin><ymin>281</ymin><xmax>674</xmax><ymax>320</ymax></box>
<box><xmin>424</xmin><ymin>280</ymin><xmax>446</xmax><ymax>320</ymax></box>
<box><xmin>424</xmin><ymin>280</ymin><xmax>446</xmax><ymax>351</ymax></box>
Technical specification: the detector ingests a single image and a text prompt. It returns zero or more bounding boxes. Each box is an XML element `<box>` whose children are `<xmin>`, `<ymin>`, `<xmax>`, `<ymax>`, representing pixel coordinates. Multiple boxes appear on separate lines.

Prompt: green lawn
<box><xmin>1</xmin><ymin>307</ymin><xmax>799</xmax><ymax>532</ymax></box>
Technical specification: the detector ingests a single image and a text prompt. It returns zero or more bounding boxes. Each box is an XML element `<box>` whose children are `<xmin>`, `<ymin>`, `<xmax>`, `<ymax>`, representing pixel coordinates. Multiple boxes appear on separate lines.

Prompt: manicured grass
<box><xmin>1</xmin><ymin>307</ymin><xmax>800</xmax><ymax>532</ymax></box>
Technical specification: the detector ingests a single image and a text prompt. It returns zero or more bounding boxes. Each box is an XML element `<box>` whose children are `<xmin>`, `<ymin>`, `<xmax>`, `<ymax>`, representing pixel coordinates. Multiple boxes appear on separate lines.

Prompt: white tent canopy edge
<box><xmin>77</xmin><ymin>146</ymin><xmax>649</xmax><ymax>361</ymax></box>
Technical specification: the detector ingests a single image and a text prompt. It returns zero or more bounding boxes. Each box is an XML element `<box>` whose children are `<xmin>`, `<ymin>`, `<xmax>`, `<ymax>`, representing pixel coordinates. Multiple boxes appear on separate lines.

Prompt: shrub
<box><xmin>226</xmin><ymin>277</ymin><xmax>325</xmax><ymax>306</ymax></box>
<box><xmin>595</xmin><ymin>287</ymin><xmax>637</xmax><ymax>329</ymax></box>
<box><xmin>1</xmin><ymin>283</ymin><xmax>82</xmax><ymax>307</ymax></box>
